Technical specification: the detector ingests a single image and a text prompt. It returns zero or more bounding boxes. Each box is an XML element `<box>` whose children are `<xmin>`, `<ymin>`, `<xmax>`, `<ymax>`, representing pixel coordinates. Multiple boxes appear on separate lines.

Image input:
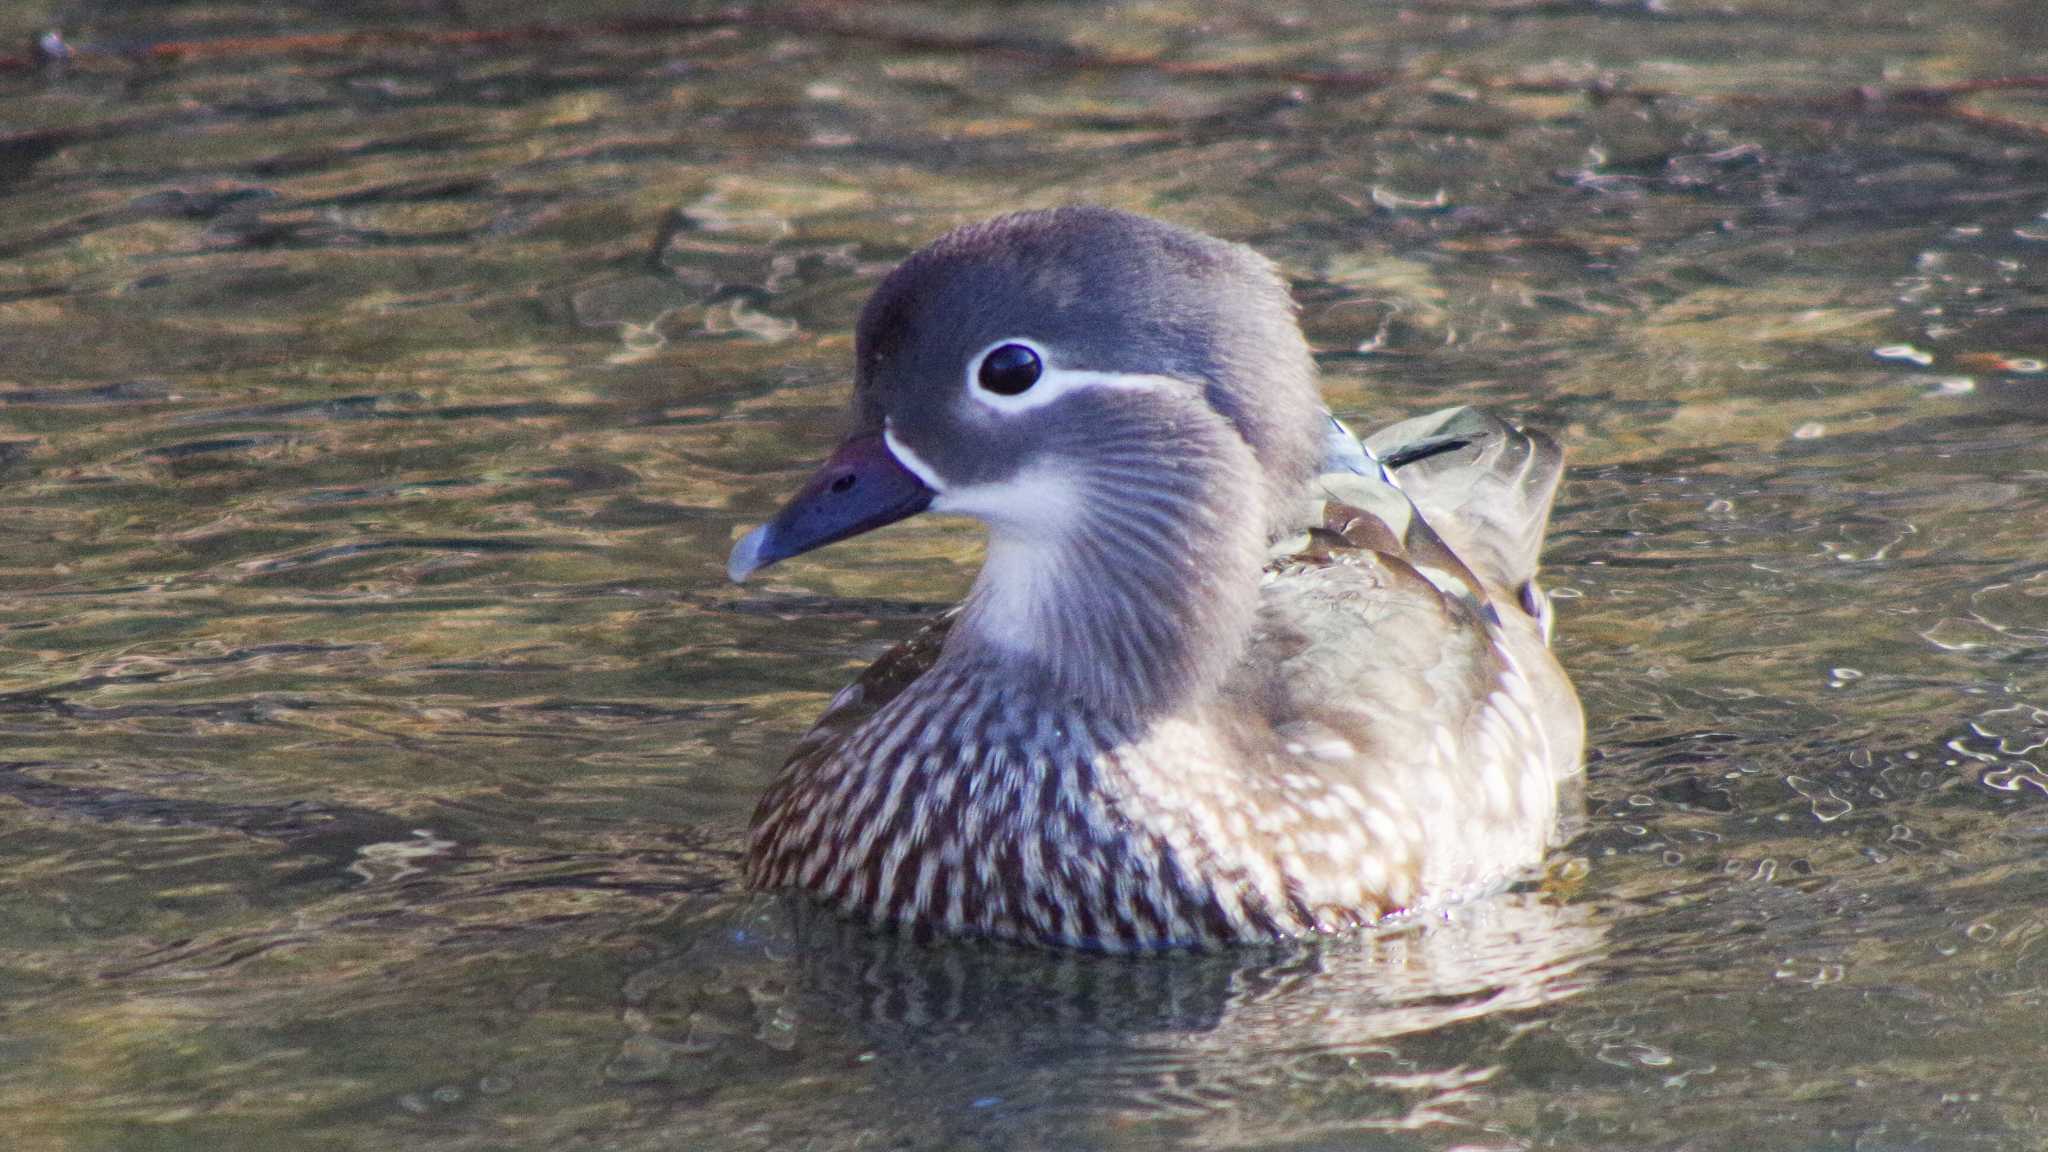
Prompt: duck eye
<box><xmin>976</xmin><ymin>343</ymin><xmax>1042</xmax><ymax>396</ymax></box>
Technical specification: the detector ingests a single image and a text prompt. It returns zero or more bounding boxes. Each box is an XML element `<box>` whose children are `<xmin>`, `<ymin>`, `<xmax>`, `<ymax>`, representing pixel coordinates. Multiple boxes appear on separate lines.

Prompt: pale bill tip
<box><xmin>727</xmin><ymin>525</ymin><xmax>770</xmax><ymax>583</ymax></box>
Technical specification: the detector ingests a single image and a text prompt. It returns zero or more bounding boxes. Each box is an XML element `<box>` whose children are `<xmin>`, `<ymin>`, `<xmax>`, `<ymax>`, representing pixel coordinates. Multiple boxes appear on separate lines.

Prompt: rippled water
<box><xmin>3</xmin><ymin>2</ymin><xmax>2045</xmax><ymax>1149</ymax></box>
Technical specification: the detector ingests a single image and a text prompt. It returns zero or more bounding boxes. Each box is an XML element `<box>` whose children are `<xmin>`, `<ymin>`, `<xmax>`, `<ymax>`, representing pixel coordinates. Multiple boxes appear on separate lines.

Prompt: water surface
<box><xmin>2</xmin><ymin>2</ymin><xmax>2046</xmax><ymax>1149</ymax></box>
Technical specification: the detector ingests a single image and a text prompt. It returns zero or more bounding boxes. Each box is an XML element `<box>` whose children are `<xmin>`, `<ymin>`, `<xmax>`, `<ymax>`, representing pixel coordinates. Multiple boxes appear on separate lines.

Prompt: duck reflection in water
<box><xmin>618</xmin><ymin>886</ymin><xmax>1603</xmax><ymax>1141</ymax></box>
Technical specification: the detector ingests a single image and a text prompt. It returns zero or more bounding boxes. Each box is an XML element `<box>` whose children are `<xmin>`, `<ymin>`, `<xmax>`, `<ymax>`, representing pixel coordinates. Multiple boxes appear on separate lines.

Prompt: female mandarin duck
<box><xmin>728</xmin><ymin>206</ymin><xmax>1583</xmax><ymax>951</ymax></box>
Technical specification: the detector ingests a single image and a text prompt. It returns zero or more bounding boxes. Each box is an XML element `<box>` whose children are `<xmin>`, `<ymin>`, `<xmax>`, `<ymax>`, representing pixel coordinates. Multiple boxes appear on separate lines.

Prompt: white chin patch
<box><xmin>883</xmin><ymin>419</ymin><xmax>1091</xmax><ymax>536</ymax></box>
<box><xmin>933</xmin><ymin>462</ymin><xmax>1085</xmax><ymax>532</ymax></box>
<box><xmin>932</xmin><ymin>464</ymin><xmax>1089</xmax><ymax>656</ymax></box>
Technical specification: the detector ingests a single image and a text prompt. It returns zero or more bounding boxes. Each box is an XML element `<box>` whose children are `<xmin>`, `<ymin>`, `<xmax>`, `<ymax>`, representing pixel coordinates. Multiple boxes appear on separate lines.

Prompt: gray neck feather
<box><xmin>939</xmin><ymin>417</ymin><xmax>1272</xmax><ymax>723</ymax></box>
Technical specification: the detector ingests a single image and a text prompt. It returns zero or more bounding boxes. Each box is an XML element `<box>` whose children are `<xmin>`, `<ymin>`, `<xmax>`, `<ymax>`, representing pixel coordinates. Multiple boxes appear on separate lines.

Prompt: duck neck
<box><xmin>937</xmin><ymin>431</ymin><xmax>1274</xmax><ymax>723</ymax></box>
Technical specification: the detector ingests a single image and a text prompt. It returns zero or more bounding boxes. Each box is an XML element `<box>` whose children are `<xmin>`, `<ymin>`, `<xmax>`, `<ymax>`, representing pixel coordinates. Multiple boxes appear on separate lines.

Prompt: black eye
<box><xmin>977</xmin><ymin>343</ymin><xmax>1042</xmax><ymax>396</ymax></box>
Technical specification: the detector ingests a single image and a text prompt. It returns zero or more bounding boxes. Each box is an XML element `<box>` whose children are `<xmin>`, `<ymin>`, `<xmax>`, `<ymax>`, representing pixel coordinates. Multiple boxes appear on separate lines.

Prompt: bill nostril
<box><xmin>830</xmin><ymin>473</ymin><xmax>857</xmax><ymax>494</ymax></box>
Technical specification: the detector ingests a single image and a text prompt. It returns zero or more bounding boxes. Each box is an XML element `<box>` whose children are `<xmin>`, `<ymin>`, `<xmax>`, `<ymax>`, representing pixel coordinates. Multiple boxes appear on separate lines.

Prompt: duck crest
<box><xmin>732</xmin><ymin>209</ymin><xmax>1584</xmax><ymax>951</ymax></box>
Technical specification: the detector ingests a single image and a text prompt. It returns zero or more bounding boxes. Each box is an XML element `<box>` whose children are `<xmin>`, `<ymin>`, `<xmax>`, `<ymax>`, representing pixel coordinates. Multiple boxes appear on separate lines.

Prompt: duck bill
<box><xmin>727</xmin><ymin>432</ymin><xmax>935</xmax><ymax>582</ymax></box>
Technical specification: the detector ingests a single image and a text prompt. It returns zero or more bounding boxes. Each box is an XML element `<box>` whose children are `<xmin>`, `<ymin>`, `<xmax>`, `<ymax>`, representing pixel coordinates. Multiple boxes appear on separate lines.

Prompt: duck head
<box><xmin>728</xmin><ymin>207</ymin><xmax>1329</xmax><ymax>716</ymax></box>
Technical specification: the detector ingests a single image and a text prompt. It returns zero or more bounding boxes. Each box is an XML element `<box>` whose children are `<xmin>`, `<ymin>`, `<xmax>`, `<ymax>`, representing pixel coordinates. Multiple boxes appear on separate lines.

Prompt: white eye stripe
<box><xmin>963</xmin><ymin>338</ymin><xmax>1173</xmax><ymax>414</ymax></box>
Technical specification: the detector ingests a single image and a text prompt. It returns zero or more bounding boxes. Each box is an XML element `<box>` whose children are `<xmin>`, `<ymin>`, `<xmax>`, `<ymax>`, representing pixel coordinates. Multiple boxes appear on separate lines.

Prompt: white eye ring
<box><xmin>973</xmin><ymin>340</ymin><xmax>1045</xmax><ymax>397</ymax></box>
<box><xmin>965</xmin><ymin>338</ymin><xmax>1051</xmax><ymax>409</ymax></box>
<box><xmin>963</xmin><ymin>338</ymin><xmax>1170</xmax><ymax>414</ymax></box>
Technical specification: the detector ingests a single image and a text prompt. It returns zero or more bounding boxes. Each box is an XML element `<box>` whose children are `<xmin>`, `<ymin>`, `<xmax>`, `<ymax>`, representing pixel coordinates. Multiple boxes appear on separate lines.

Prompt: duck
<box><xmin>727</xmin><ymin>206</ymin><xmax>1583</xmax><ymax>951</ymax></box>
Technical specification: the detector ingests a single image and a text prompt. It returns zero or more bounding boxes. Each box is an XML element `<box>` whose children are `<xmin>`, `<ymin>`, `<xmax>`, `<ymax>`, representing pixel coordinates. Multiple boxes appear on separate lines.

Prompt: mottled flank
<box><xmin>740</xmin><ymin>209</ymin><xmax>1582</xmax><ymax>951</ymax></box>
<box><xmin>746</xmin><ymin>420</ymin><xmax>1581</xmax><ymax>949</ymax></box>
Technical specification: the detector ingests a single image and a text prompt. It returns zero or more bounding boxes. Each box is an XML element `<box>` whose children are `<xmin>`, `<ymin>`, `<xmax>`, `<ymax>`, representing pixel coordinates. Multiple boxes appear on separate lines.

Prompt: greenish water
<box><xmin>2</xmin><ymin>2</ymin><xmax>2045</xmax><ymax>1148</ymax></box>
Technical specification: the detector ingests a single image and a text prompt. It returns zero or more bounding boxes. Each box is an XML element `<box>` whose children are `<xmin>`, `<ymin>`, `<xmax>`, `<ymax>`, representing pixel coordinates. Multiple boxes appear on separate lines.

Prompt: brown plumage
<box><xmin>730</xmin><ymin>209</ymin><xmax>1583</xmax><ymax>951</ymax></box>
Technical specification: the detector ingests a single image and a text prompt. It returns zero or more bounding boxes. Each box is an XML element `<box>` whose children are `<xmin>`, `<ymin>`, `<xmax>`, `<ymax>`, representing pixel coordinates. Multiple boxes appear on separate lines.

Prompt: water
<box><xmin>2</xmin><ymin>2</ymin><xmax>2045</xmax><ymax>1148</ymax></box>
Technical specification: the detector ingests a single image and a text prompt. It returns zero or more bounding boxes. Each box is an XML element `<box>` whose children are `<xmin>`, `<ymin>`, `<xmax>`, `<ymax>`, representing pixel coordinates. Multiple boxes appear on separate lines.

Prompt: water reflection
<box><xmin>621</xmin><ymin>887</ymin><xmax>1603</xmax><ymax>1147</ymax></box>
